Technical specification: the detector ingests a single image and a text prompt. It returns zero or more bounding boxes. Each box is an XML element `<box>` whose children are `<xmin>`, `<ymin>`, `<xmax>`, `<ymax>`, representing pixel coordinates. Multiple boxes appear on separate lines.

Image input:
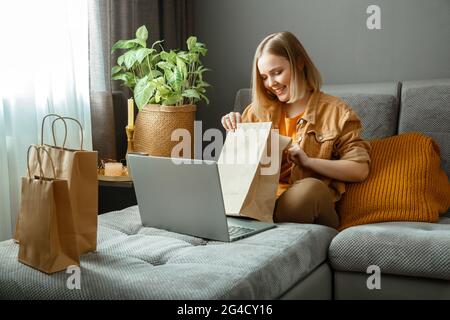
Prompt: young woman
<box><xmin>221</xmin><ymin>31</ymin><xmax>371</xmax><ymax>229</ymax></box>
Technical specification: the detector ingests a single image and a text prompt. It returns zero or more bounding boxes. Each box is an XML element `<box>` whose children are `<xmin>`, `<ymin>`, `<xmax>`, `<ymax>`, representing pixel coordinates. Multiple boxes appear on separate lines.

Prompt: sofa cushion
<box><xmin>337</xmin><ymin>132</ymin><xmax>450</xmax><ymax>230</ymax></box>
<box><xmin>329</xmin><ymin>216</ymin><xmax>450</xmax><ymax>281</ymax></box>
<box><xmin>0</xmin><ymin>206</ymin><xmax>337</xmax><ymax>299</ymax></box>
<box><xmin>322</xmin><ymin>82</ymin><xmax>400</xmax><ymax>140</ymax></box>
<box><xmin>333</xmin><ymin>95</ymin><xmax>397</xmax><ymax>140</ymax></box>
<box><xmin>399</xmin><ymin>79</ymin><xmax>450</xmax><ymax>177</ymax></box>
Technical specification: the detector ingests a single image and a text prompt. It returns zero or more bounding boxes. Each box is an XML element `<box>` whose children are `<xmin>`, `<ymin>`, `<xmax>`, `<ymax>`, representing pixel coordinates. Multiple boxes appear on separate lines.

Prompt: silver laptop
<box><xmin>128</xmin><ymin>154</ymin><xmax>276</xmax><ymax>242</ymax></box>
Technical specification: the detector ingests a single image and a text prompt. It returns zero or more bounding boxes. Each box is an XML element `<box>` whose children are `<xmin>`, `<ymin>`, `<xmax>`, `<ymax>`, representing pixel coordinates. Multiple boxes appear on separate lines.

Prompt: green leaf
<box><xmin>158</xmin><ymin>85</ymin><xmax>171</xmax><ymax>96</ymax></box>
<box><xmin>197</xmin><ymin>81</ymin><xmax>210</xmax><ymax>88</ymax></box>
<box><xmin>164</xmin><ymin>68</ymin><xmax>174</xmax><ymax>81</ymax></box>
<box><xmin>168</xmin><ymin>50</ymin><xmax>177</xmax><ymax>63</ymax></box>
<box><xmin>135</xmin><ymin>48</ymin><xmax>155</xmax><ymax>64</ymax></box>
<box><xmin>186</xmin><ymin>52</ymin><xmax>199</xmax><ymax>63</ymax></box>
<box><xmin>154</xmin><ymin>91</ymin><xmax>161</xmax><ymax>103</ymax></box>
<box><xmin>131</xmin><ymin>38</ymin><xmax>146</xmax><ymax>48</ymax></box>
<box><xmin>150</xmin><ymin>54</ymin><xmax>161</xmax><ymax>64</ymax></box>
<box><xmin>160</xmin><ymin>50</ymin><xmax>177</xmax><ymax>64</ymax></box>
<box><xmin>111</xmin><ymin>73</ymin><xmax>128</xmax><ymax>82</ymax></box>
<box><xmin>172</xmin><ymin>67</ymin><xmax>183</xmax><ymax>91</ymax></box>
<box><xmin>123</xmin><ymin>50</ymin><xmax>137</xmax><ymax>69</ymax></box>
<box><xmin>199</xmin><ymin>93</ymin><xmax>210</xmax><ymax>104</ymax></box>
<box><xmin>111</xmin><ymin>39</ymin><xmax>136</xmax><ymax>53</ymax></box>
<box><xmin>149</xmin><ymin>69</ymin><xmax>163</xmax><ymax>79</ymax></box>
<box><xmin>162</xmin><ymin>94</ymin><xmax>182</xmax><ymax>106</ymax></box>
<box><xmin>117</xmin><ymin>54</ymin><xmax>125</xmax><ymax>66</ymax></box>
<box><xmin>198</xmin><ymin>47</ymin><xmax>207</xmax><ymax>56</ymax></box>
<box><xmin>194</xmin><ymin>67</ymin><xmax>211</xmax><ymax>82</ymax></box>
<box><xmin>112</xmin><ymin>72</ymin><xmax>135</xmax><ymax>89</ymax></box>
<box><xmin>159</xmin><ymin>51</ymin><xmax>170</xmax><ymax>61</ymax></box>
<box><xmin>187</xmin><ymin>36</ymin><xmax>197</xmax><ymax>51</ymax></box>
<box><xmin>190</xmin><ymin>42</ymin><xmax>207</xmax><ymax>56</ymax></box>
<box><xmin>111</xmin><ymin>66</ymin><xmax>123</xmax><ymax>76</ymax></box>
<box><xmin>177</xmin><ymin>52</ymin><xmax>190</xmax><ymax>63</ymax></box>
<box><xmin>182</xmin><ymin>89</ymin><xmax>200</xmax><ymax>99</ymax></box>
<box><xmin>176</xmin><ymin>57</ymin><xmax>188</xmax><ymax>80</ymax></box>
<box><xmin>197</xmin><ymin>66</ymin><xmax>211</xmax><ymax>73</ymax></box>
<box><xmin>134</xmin><ymin>76</ymin><xmax>156</xmax><ymax>109</ymax></box>
<box><xmin>152</xmin><ymin>77</ymin><xmax>166</xmax><ymax>86</ymax></box>
<box><xmin>152</xmin><ymin>78</ymin><xmax>170</xmax><ymax>98</ymax></box>
<box><xmin>156</xmin><ymin>61</ymin><xmax>174</xmax><ymax>71</ymax></box>
<box><xmin>136</xmin><ymin>25</ymin><xmax>148</xmax><ymax>41</ymax></box>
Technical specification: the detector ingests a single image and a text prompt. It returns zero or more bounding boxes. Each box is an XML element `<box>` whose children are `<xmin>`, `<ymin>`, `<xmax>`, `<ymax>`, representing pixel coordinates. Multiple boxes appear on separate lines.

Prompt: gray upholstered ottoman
<box><xmin>0</xmin><ymin>206</ymin><xmax>337</xmax><ymax>299</ymax></box>
<box><xmin>329</xmin><ymin>216</ymin><xmax>450</xmax><ymax>299</ymax></box>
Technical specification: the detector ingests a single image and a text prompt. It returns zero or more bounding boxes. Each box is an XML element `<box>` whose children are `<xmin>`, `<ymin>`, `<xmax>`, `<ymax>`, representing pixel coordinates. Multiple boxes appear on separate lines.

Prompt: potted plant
<box><xmin>111</xmin><ymin>25</ymin><xmax>210</xmax><ymax>157</ymax></box>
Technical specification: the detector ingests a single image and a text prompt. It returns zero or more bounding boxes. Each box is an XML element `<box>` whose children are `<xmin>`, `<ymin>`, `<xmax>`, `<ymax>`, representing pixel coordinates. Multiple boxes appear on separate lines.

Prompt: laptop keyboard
<box><xmin>228</xmin><ymin>225</ymin><xmax>255</xmax><ymax>238</ymax></box>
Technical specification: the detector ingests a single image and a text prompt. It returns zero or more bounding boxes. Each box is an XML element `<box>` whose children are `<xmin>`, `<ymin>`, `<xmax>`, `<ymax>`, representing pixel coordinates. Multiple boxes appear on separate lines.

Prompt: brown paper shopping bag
<box><xmin>27</xmin><ymin>114</ymin><xmax>98</xmax><ymax>254</ymax></box>
<box><xmin>218</xmin><ymin>122</ymin><xmax>291</xmax><ymax>222</ymax></box>
<box><xmin>18</xmin><ymin>145</ymin><xmax>79</xmax><ymax>274</ymax></box>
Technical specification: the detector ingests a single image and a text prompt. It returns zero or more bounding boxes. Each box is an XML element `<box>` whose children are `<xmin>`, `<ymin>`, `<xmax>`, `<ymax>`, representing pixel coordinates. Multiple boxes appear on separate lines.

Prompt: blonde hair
<box><xmin>251</xmin><ymin>31</ymin><xmax>322</xmax><ymax>113</ymax></box>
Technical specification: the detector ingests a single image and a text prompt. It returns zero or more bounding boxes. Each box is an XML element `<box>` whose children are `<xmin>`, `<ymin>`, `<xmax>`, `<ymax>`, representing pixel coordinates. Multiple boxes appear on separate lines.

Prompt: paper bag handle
<box><xmin>40</xmin><ymin>114</ymin><xmax>68</xmax><ymax>147</ymax></box>
<box><xmin>51</xmin><ymin>116</ymin><xmax>84</xmax><ymax>150</ymax></box>
<box><xmin>27</xmin><ymin>145</ymin><xmax>57</xmax><ymax>180</ymax></box>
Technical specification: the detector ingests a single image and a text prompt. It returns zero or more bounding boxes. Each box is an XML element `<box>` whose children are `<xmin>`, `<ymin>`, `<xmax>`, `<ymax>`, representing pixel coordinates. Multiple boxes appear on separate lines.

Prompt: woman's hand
<box><xmin>286</xmin><ymin>144</ymin><xmax>310</xmax><ymax>168</ymax></box>
<box><xmin>221</xmin><ymin>112</ymin><xmax>242</xmax><ymax>131</ymax></box>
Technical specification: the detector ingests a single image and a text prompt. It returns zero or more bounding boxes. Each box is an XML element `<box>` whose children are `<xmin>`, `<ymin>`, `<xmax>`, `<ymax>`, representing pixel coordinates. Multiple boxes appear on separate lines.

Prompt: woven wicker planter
<box><xmin>133</xmin><ymin>104</ymin><xmax>196</xmax><ymax>157</ymax></box>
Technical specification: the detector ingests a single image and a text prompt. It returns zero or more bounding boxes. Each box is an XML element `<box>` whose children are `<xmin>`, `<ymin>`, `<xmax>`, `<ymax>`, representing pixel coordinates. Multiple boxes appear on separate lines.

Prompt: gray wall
<box><xmin>192</xmin><ymin>0</ymin><xmax>450</xmax><ymax>131</ymax></box>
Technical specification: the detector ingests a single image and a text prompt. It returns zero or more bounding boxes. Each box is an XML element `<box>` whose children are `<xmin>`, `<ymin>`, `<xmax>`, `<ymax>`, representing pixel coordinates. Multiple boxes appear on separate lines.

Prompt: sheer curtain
<box><xmin>0</xmin><ymin>0</ymin><xmax>91</xmax><ymax>241</ymax></box>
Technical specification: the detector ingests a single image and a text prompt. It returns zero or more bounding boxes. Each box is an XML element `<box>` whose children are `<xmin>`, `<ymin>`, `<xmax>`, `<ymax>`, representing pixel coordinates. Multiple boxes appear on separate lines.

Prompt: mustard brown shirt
<box><xmin>241</xmin><ymin>90</ymin><xmax>371</xmax><ymax>202</ymax></box>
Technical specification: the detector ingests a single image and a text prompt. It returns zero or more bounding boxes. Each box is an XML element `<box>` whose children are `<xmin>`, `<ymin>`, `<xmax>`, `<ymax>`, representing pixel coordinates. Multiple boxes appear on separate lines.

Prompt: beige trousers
<box><xmin>273</xmin><ymin>178</ymin><xmax>339</xmax><ymax>229</ymax></box>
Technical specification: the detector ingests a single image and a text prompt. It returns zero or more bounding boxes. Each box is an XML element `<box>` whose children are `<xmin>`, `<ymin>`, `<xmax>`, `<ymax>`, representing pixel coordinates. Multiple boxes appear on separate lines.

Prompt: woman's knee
<box><xmin>274</xmin><ymin>178</ymin><xmax>338</xmax><ymax>227</ymax></box>
<box><xmin>274</xmin><ymin>179</ymin><xmax>318</xmax><ymax>221</ymax></box>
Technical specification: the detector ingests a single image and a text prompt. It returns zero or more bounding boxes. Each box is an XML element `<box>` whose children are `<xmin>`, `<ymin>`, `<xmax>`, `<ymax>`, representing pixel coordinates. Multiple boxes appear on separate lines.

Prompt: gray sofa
<box><xmin>233</xmin><ymin>78</ymin><xmax>450</xmax><ymax>299</ymax></box>
<box><xmin>326</xmin><ymin>79</ymin><xmax>450</xmax><ymax>299</ymax></box>
<box><xmin>0</xmin><ymin>79</ymin><xmax>448</xmax><ymax>300</ymax></box>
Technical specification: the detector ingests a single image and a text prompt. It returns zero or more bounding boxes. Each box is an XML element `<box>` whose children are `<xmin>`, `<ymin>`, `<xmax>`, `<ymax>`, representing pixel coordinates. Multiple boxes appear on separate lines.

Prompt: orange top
<box><xmin>277</xmin><ymin>110</ymin><xmax>304</xmax><ymax>197</ymax></box>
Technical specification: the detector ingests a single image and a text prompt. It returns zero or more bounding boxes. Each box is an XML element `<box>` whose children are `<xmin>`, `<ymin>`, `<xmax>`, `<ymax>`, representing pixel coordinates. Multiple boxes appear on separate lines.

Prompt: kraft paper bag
<box><xmin>18</xmin><ymin>145</ymin><xmax>79</xmax><ymax>274</ymax></box>
<box><xmin>26</xmin><ymin>114</ymin><xmax>98</xmax><ymax>254</ymax></box>
<box><xmin>218</xmin><ymin>122</ymin><xmax>291</xmax><ymax>222</ymax></box>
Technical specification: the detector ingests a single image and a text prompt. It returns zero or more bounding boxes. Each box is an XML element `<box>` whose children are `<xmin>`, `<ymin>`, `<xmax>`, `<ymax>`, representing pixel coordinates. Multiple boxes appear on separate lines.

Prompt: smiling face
<box><xmin>257</xmin><ymin>52</ymin><xmax>292</xmax><ymax>102</ymax></box>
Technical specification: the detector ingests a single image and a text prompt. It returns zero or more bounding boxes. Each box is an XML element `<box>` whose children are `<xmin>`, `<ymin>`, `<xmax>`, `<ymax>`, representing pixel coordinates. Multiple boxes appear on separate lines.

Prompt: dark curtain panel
<box><xmin>88</xmin><ymin>0</ymin><xmax>194</xmax><ymax>161</ymax></box>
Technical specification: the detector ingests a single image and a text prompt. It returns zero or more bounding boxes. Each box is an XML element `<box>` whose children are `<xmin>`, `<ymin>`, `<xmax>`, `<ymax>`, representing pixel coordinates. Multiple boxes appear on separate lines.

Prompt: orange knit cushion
<box><xmin>337</xmin><ymin>132</ymin><xmax>450</xmax><ymax>231</ymax></box>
